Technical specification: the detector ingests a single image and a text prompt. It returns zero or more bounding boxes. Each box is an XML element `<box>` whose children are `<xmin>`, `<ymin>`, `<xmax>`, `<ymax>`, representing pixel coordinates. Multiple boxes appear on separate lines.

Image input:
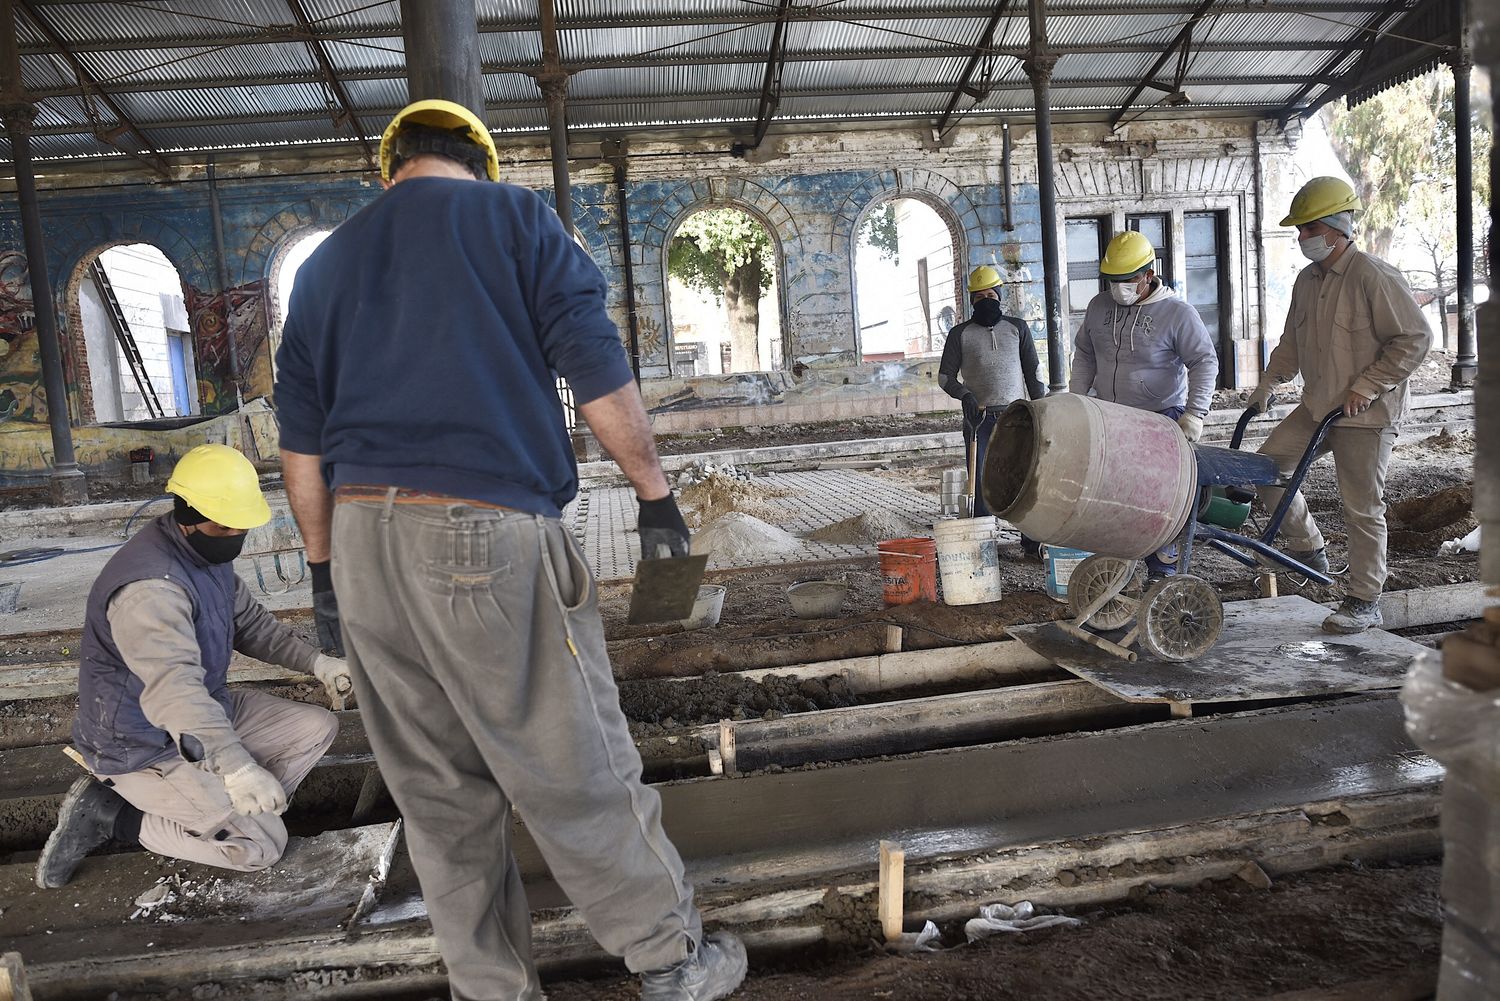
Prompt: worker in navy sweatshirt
<box><xmin>273</xmin><ymin>100</ymin><xmax>745</xmax><ymax>1001</ymax></box>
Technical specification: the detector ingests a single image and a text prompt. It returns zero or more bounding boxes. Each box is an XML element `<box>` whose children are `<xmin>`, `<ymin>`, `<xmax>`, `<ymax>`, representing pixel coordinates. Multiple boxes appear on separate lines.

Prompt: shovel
<box><xmin>627</xmin><ymin>545</ymin><xmax>709</xmax><ymax>624</ymax></box>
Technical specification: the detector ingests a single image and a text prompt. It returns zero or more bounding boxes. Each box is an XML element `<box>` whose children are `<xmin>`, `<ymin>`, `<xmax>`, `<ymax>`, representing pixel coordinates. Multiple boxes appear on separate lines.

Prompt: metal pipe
<box><xmin>206</xmin><ymin>155</ymin><xmax>242</xmax><ymax>410</ymax></box>
<box><xmin>0</xmin><ymin>0</ymin><xmax>85</xmax><ymax>503</ymax></box>
<box><xmin>1025</xmin><ymin>0</ymin><xmax>1066</xmax><ymax>393</ymax></box>
<box><xmin>613</xmin><ymin>155</ymin><xmax>641</xmax><ymax>380</ymax></box>
<box><xmin>538</xmin><ymin>0</ymin><xmax>573</xmax><ymax>230</ymax></box>
<box><xmin>399</xmin><ymin>0</ymin><xmax>482</xmax><ymax>113</ymax></box>
<box><xmin>1001</xmin><ymin>121</ymin><xmax>1014</xmax><ymax>232</ymax></box>
<box><xmin>1452</xmin><ymin>24</ymin><xmax>1477</xmax><ymax>388</ymax></box>
<box><xmin>1252</xmin><ymin>124</ymin><xmax>1270</xmax><ymax>375</ymax></box>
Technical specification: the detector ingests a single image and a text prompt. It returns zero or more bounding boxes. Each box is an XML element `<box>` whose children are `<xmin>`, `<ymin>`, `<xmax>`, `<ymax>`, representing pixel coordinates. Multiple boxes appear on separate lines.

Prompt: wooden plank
<box><xmin>0</xmin><ymin>953</ymin><xmax>33</xmax><ymax>1001</ymax></box>
<box><xmin>0</xmin><ymin>657</ymin><xmax>303</xmax><ymax>703</ymax></box>
<box><xmin>878</xmin><ymin>840</ymin><xmax>904</xmax><ymax>942</ymax></box>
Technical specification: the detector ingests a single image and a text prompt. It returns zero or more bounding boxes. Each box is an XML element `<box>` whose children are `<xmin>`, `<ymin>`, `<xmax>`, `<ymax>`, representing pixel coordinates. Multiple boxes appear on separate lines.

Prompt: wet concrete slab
<box><xmin>1009</xmin><ymin>595</ymin><xmax>1427</xmax><ymax>706</ymax></box>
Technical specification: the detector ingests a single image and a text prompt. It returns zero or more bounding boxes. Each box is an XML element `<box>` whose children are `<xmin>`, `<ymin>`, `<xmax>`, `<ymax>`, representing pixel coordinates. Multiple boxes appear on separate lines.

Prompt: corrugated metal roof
<box><xmin>2</xmin><ymin>0</ymin><xmax>1443</xmax><ymax>164</ymax></box>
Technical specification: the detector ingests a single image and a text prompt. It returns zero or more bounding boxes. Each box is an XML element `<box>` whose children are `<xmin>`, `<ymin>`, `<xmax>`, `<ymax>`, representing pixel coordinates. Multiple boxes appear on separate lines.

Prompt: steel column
<box><xmin>1026</xmin><ymin>0</ymin><xmax>1066</xmax><ymax>393</ymax></box>
<box><xmin>1452</xmin><ymin>25</ymin><xmax>1477</xmax><ymax>388</ymax></box>
<box><xmin>613</xmin><ymin>154</ymin><xmax>641</xmax><ymax>380</ymax></box>
<box><xmin>538</xmin><ymin>0</ymin><xmax>573</xmax><ymax>230</ymax></box>
<box><xmin>0</xmin><ymin>0</ymin><xmax>85</xmax><ymax>503</ymax></box>
<box><xmin>399</xmin><ymin>0</ymin><xmax>483</xmax><ymax>113</ymax></box>
<box><xmin>206</xmin><ymin>156</ymin><xmax>242</xmax><ymax>410</ymax></box>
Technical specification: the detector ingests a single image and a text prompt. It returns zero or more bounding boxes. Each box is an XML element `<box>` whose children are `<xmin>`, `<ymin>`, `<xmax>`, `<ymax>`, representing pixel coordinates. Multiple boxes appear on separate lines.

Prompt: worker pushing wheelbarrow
<box><xmin>982</xmin><ymin>394</ymin><xmax>1341</xmax><ymax>663</ymax></box>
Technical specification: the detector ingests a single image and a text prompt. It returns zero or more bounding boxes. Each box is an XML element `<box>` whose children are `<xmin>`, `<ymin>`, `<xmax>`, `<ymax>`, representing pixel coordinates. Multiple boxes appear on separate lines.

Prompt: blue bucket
<box><xmin>1042</xmin><ymin>545</ymin><xmax>1092</xmax><ymax>602</ymax></box>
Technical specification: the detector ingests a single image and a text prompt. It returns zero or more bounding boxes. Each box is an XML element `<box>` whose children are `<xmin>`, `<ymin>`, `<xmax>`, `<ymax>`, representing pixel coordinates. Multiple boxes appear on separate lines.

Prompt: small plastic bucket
<box><xmin>679</xmin><ymin>584</ymin><xmax>726</xmax><ymax>629</ymax></box>
<box><xmin>786</xmin><ymin>580</ymin><xmax>849</xmax><ymax>618</ymax></box>
<box><xmin>1042</xmin><ymin>545</ymin><xmax>1092</xmax><ymax>602</ymax></box>
<box><xmin>878</xmin><ymin>537</ymin><xmax>938</xmax><ymax>606</ymax></box>
<box><xmin>933</xmin><ymin>517</ymin><xmax>1003</xmax><ymax>605</ymax></box>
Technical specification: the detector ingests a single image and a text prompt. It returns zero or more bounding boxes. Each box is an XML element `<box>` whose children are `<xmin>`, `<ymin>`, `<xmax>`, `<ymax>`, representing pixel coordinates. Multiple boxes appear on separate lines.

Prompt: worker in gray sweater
<box><xmin>939</xmin><ymin>265</ymin><xmax>1046</xmax><ymax>529</ymax></box>
<box><xmin>1070</xmin><ymin>231</ymin><xmax>1219</xmax><ymax>577</ymax></box>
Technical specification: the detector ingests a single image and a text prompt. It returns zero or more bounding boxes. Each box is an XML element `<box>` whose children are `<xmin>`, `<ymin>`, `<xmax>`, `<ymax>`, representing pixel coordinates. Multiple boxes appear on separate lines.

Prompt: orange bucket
<box><xmin>878</xmin><ymin>537</ymin><xmax>938</xmax><ymax>606</ymax></box>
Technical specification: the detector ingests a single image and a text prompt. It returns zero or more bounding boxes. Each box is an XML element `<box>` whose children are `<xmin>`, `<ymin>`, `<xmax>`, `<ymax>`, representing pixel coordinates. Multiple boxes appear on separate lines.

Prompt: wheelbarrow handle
<box><xmin>1230</xmin><ymin>393</ymin><xmax>1276</xmax><ymax>450</ymax></box>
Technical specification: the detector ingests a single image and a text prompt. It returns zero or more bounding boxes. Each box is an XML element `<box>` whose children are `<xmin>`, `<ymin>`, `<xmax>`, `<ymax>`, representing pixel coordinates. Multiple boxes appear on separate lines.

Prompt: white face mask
<box><xmin>1109</xmin><ymin>280</ymin><xmax>1142</xmax><ymax>306</ymax></box>
<box><xmin>1299</xmin><ymin>234</ymin><xmax>1335</xmax><ymax>263</ymax></box>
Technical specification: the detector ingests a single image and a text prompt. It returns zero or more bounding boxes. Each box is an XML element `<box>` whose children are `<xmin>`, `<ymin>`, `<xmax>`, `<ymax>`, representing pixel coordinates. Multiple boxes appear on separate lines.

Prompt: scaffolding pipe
<box><xmin>1453</xmin><ymin>19</ymin><xmax>1478</xmax><ymax>388</ymax></box>
<box><xmin>1025</xmin><ymin>0</ymin><xmax>1066</xmax><ymax>393</ymax></box>
<box><xmin>0</xmin><ymin>0</ymin><xmax>85</xmax><ymax>503</ymax></box>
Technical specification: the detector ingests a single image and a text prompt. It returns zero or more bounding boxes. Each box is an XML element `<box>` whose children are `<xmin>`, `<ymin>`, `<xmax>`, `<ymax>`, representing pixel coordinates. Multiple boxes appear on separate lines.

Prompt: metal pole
<box><xmin>613</xmin><ymin>156</ymin><xmax>641</xmax><ymax>380</ymax></box>
<box><xmin>538</xmin><ymin>0</ymin><xmax>573</xmax><ymax>230</ymax></box>
<box><xmin>399</xmin><ymin>0</ymin><xmax>482</xmax><ymax>113</ymax></box>
<box><xmin>1452</xmin><ymin>26</ymin><xmax>1478</xmax><ymax>388</ymax></box>
<box><xmin>1026</xmin><ymin>0</ymin><xmax>1066</xmax><ymax>393</ymax></box>
<box><xmin>0</xmin><ymin>0</ymin><xmax>85</xmax><ymax>504</ymax></box>
<box><xmin>206</xmin><ymin>155</ymin><xmax>242</xmax><ymax>411</ymax></box>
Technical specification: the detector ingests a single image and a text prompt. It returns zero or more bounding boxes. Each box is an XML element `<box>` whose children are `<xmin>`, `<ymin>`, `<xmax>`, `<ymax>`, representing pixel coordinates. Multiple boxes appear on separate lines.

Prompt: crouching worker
<box><xmin>36</xmin><ymin>444</ymin><xmax>349</xmax><ymax>888</ymax></box>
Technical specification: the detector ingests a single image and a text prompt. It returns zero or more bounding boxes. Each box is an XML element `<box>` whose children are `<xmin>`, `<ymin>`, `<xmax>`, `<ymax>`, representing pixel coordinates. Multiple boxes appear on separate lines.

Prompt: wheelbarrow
<box><xmin>1060</xmin><ymin>401</ymin><xmax>1343</xmax><ymax>663</ymax></box>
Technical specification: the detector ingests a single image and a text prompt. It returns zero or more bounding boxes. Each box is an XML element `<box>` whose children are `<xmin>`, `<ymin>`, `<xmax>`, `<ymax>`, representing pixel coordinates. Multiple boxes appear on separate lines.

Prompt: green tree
<box><xmin>668</xmin><ymin>208</ymin><xmax>773</xmax><ymax>372</ymax></box>
<box><xmin>858</xmin><ymin>202</ymin><xmax>900</xmax><ymax>263</ymax></box>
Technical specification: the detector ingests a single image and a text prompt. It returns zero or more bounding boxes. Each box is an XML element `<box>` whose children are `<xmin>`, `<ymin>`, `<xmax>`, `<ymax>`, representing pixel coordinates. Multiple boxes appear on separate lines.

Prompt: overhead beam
<box><xmin>284</xmin><ymin>0</ymin><xmax>374</xmax><ymax>165</ymax></box>
<box><xmin>1273</xmin><ymin>0</ymin><xmax>1410</xmax><ymax>120</ymax></box>
<box><xmin>1109</xmin><ymin>0</ymin><xmax>1216</xmax><ymax>129</ymax></box>
<box><xmin>13</xmin><ymin>0</ymin><xmax>171</xmax><ymax>176</ymax></box>
<box><xmin>936</xmin><ymin>0</ymin><xmax>1016</xmax><ymax>133</ymax></box>
<box><xmin>752</xmin><ymin>0</ymin><xmax>795</xmax><ymax>146</ymax></box>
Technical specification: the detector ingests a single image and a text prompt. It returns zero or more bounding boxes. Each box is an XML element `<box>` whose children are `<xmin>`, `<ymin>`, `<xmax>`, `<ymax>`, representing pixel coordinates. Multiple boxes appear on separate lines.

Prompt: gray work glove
<box><xmin>637</xmin><ymin>494</ymin><xmax>690</xmax><ymax>559</ymax></box>
<box><xmin>223</xmin><ymin>762</ymin><xmax>288</xmax><ymax>816</ymax></box>
<box><xmin>312</xmin><ymin>654</ymin><xmax>353</xmax><ymax>710</ymax></box>
<box><xmin>1177</xmin><ymin>412</ymin><xmax>1204</xmax><ymax>443</ymax></box>
<box><xmin>1246</xmin><ymin>381</ymin><xmax>1275</xmax><ymax>415</ymax></box>
<box><xmin>960</xmin><ymin>392</ymin><xmax>984</xmax><ymax>426</ymax></box>
<box><xmin>308</xmin><ymin>560</ymin><xmax>345</xmax><ymax>658</ymax></box>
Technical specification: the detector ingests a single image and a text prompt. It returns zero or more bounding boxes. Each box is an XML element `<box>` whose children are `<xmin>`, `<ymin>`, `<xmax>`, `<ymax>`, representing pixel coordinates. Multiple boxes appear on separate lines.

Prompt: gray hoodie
<box><xmin>1068</xmin><ymin>282</ymin><xmax>1219</xmax><ymax>416</ymax></box>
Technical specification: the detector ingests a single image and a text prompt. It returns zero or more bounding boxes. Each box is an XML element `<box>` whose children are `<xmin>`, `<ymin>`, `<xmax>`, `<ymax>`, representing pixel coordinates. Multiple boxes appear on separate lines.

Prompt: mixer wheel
<box><xmin>1067</xmin><ymin>555</ymin><xmax>1140</xmax><ymax>631</ymax></box>
<box><xmin>1139</xmin><ymin>575</ymin><xmax>1223</xmax><ymax>662</ymax></box>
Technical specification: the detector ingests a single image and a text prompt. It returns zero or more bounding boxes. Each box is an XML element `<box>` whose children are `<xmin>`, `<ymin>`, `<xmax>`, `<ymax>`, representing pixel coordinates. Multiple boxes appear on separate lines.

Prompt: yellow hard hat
<box><xmin>1100</xmin><ymin>231</ymin><xmax>1156</xmax><ymax>280</ymax></box>
<box><xmin>968</xmin><ymin>265</ymin><xmax>1002</xmax><ymax>293</ymax></box>
<box><xmin>380</xmin><ymin>99</ymin><xmax>500</xmax><ymax>182</ymax></box>
<box><xmin>166</xmin><ymin>444</ymin><xmax>271</xmax><ymax>530</ymax></box>
<box><xmin>1281</xmin><ymin>176</ymin><xmax>1360</xmax><ymax>227</ymax></box>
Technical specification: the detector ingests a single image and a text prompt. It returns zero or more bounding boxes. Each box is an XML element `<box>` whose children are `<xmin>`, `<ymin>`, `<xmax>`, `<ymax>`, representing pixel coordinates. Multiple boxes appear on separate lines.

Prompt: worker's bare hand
<box><xmin>1343</xmin><ymin>391</ymin><xmax>1372</xmax><ymax>417</ymax></box>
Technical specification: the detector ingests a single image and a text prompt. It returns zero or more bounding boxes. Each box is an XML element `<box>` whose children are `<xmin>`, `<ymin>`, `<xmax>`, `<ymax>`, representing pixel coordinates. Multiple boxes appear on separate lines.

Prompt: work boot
<box><xmin>1323</xmin><ymin>597</ymin><xmax>1382</xmax><ymax>634</ymax></box>
<box><xmin>640</xmin><ymin>931</ymin><xmax>748</xmax><ymax>1001</ymax></box>
<box><xmin>1289</xmin><ymin>547</ymin><xmax>1330</xmax><ymax>575</ymax></box>
<box><xmin>35</xmin><ymin>776</ymin><xmax>128</xmax><ymax>889</ymax></box>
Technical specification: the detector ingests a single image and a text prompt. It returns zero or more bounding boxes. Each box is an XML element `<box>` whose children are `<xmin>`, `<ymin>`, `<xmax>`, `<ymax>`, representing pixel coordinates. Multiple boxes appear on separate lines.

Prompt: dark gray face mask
<box><xmin>973</xmin><ymin>297</ymin><xmax>1003</xmax><ymax>327</ymax></box>
<box><xmin>186</xmin><ymin>530</ymin><xmax>246</xmax><ymax>565</ymax></box>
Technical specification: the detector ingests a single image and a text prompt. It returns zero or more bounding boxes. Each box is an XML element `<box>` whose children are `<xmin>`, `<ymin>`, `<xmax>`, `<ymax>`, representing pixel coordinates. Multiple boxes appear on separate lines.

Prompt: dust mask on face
<box><xmin>1109</xmin><ymin>280</ymin><xmax>1141</xmax><ymax>306</ymax></box>
<box><xmin>1300</xmin><ymin>234</ymin><xmax>1335</xmax><ymax>263</ymax></box>
<box><xmin>972</xmin><ymin>297</ymin><xmax>1003</xmax><ymax>327</ymax></box>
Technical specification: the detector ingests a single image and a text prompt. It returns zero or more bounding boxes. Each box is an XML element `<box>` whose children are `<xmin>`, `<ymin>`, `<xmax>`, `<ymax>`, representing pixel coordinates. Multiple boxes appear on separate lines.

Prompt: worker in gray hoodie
<box><xmin>939</xmin><ymin>265</ymin><xmax>1046</xmax><ymax>531</ymax></box>
<box><xmin>1069</xmin><ymin>230</ymin><xmax>1219</xmax><ymax>577</ymax></box>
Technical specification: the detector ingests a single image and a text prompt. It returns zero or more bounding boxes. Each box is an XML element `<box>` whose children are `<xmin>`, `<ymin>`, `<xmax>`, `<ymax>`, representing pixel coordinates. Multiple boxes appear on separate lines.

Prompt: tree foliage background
<box><xmin>667</xmin><ymin>207</ymin><xmax>774</xmax><ymax>372</ymax></box>
<box><xmin>858</xmin><ymin>202</ymin><xmax>901</xmax><ymax>263</ymax></box>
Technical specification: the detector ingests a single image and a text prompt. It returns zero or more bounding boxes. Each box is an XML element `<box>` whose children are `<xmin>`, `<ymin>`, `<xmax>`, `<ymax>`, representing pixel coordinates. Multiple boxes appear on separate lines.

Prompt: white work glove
<box><xmin>313</xmin><ymin>654</ymin><xmax>353</xmax><ymax>708</ymax></box>
<box><xmin>222</xmin><ymin>762</ymin><xmax>288</xmax><ymax>816</ymax></box>
<box><xmin>1246</xmin><ymin>381</ymin><xmax>1275</xmax><ymax>414</ymax></box>
<box><xmin>1177</xmin><ymin>412</ymin><xmax>1203</xmax><ymax>443</ymax></box>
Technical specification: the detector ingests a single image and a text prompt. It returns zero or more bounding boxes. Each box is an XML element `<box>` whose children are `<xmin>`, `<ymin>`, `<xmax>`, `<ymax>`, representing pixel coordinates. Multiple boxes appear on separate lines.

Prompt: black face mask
<box><xmin>972</xmin><ymin>297</ymin><xmax>1003</xmax><ymax>327</ymax></box>
<box><xmin>186</xmin><ymin>529</ymin><xmax>247</xmax><ymax>565</ymax></box>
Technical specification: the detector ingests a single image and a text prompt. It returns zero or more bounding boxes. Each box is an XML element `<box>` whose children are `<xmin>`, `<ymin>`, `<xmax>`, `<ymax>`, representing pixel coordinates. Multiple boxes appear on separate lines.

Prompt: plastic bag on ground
<box><xmin>964</xmin><ymin>901</ymin><xmax>1082</xmax><ymax>943</ymax></box>
<box><xmin>1400</xmin><ymin>649</ymin><xmax>1500</xmax><ymax>773</ymax></box>
<box><xmin>1439</xmin><ymin>526</ymin><xmax>1482</xmax><ymax>556</ymax></box>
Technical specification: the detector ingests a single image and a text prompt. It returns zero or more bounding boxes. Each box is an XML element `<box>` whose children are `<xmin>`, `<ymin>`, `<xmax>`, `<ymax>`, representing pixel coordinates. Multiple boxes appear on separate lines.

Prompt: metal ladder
<box><xmin>90</xmin><ymin>259</ymin><xmax>163</xmax><ymax>418</ymax></box>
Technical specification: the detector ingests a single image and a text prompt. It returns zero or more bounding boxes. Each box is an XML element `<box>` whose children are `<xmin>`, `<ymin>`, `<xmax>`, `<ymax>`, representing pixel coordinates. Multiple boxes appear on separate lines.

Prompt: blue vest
<box><xmin>73</xmin><ymin>514</ymin><xmax>237</xmax><ymax>775</ymax></box>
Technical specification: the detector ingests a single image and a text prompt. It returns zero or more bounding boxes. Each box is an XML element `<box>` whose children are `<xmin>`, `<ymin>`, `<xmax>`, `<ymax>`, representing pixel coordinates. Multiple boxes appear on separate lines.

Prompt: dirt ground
<box><xmin>540</xmin><ymin>861</ymin><xmax>1442</xmax><ymax>1001</ymax></box>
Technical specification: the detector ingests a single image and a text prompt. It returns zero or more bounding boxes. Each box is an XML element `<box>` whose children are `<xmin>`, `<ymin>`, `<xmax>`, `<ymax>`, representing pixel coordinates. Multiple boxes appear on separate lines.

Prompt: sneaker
<box><xmin>1323</xmin><ymin>597</ymin><xmax>1382</xmax><ymax>634</ymax></box>
<box><xmin>36</xmin><ymin>776</ymin><xmax>128</xmax><ymax>888</ymax></box>
<box><xmin>1289</xmin><ymin>547</ymin><xmax>1330</xmax><ymax>575</ymax></box>
<box><xmin>640</xmin><ymin>931</ymin><xmax>748</xmax><ymax>1001</ymax></box>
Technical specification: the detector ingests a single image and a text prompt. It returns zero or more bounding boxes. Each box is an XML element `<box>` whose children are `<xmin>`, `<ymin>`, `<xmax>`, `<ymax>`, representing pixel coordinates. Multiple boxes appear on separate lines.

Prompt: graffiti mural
<box><xmin>186</xmin><ymin>279</ymin><xmax>272</xmax><ymax>413</ymax></box>
<box><xmin>0</xmin><ymin>250</ymin><xmax>49</xmax><ymax>423</ymax></box>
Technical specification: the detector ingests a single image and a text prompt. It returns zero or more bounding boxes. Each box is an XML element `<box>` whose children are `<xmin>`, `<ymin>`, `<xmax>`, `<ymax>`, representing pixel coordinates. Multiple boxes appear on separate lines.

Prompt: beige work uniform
<box><xmin>1256</xmin><ymin>248</ymin><xmax>1432</xmax><ymax>600</ymax></box>
<box><xmin>100</xmin><ymin>578</ymin><xmax>338</xmax><ymax>871</ymax></box>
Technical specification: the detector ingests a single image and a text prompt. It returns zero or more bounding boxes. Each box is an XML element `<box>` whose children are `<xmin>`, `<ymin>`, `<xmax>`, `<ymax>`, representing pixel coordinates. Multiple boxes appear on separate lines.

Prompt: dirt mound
<box><xmin>1409</xmin><ymin>427</ymin><xmax>1476</xmax><ymax>454</ymax></box>
<box><xmin>1389</xmin><ymin>483</ymin><xmax>1476</xmax><ymax>553</ymax></box>
<box><xmin>807</xmin><ymin>510</ymin><xmax>924</xmax><ymax>544</ymax></box>
<box><xmin>691</xmin><ymin>512</ymin><xmax>801</xmax><ymax>560</ymax></box>
<box><xmin>679</xmin><ymin>472</ymin><xmax>790</xmax><ymax>529</ymax></box>
<box><xmin>618</xmin><ymin>672</ymin><xmax>860</xmax><ymax>733</ymax></box>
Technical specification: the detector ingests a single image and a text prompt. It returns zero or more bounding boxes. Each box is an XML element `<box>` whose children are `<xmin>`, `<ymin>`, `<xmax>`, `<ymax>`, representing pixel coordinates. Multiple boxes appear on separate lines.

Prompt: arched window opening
<box><xmin>854</xmin><ymin>198</ymin><xmax>959</xmax><ymax>362</ymax></box>
<box><xmin>74</xmin><ymin>244</ymin><xmax>195</xmax><ymax>422</ymax></box>
<box><xmin>266</xmin><ymin>229</ymin><xmax>332</xmax><ymax>377</ymax></box>
<box><xmin>667</xmin><ymin>207</ymin><xmax>783</xmax><ymax>375</ymax></box>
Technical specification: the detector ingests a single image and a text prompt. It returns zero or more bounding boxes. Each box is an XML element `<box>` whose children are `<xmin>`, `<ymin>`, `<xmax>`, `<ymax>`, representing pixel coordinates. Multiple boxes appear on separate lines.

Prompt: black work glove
<box><xmin>961</xmin><ymin>392</ymin><xmax>984</xmax><ymax>426</ymax></box>
<box><xmin>638</xmin><ymin>494</ymin><xmax>690</xmax><ymax>559</ymax></box>
<box><xmin>308</xmin><ymin>560</ymin><xmax>345</xmax><ymax>658</ymax></box>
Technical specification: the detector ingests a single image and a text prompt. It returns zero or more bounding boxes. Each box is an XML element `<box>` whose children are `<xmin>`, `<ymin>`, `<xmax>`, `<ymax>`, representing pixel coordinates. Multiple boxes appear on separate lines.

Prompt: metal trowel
<box><xmin>627</xmin><ymin>545</ymin><xmax>709</xmax><ymax>624</ymax></box>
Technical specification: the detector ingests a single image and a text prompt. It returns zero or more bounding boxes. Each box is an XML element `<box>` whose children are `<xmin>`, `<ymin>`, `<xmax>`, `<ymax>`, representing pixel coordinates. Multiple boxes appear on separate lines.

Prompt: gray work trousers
<box><xmin>107</xmin><ymin>691</ymin><xmax>337</xmax><ymax>870</ymax></box>
<box><xmin>1255</xmin><ymin>405</ymin><xmax>1397</xmax><ymax>602</ymax></box>
<box><xmin>331</xmin><ymin>493</ymin><xmax>700</xmax><ymax>1001</ymax></box>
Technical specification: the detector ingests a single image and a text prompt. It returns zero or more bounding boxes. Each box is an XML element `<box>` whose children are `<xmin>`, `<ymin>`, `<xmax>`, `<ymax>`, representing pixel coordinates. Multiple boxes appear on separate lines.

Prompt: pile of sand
<box><xmin>690</xmin><ymin>512</ymin><xmax>801</xmax><ymax>561</ymax></box>
<box><xmin>679</xmin><ymin>472</ymin><xmax>790</xmax><ymax>529</ymax></box>
<box><xmin>807</xmin><ymin>509</ymin><xmax>923</xmax><ymax>544</ymax></box>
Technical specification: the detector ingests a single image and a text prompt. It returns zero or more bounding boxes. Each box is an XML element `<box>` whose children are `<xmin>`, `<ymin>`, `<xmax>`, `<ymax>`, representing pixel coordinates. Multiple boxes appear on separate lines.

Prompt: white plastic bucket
<box><xmin>933</xmin><ymin>517</ymin><xmax>1003</xmax><ymax>605</ymax></box>
<box><xmin>680</xmin><ymin>584</ymin><xmax>726</xmax><ymax>629</ymax></box>
<box><xmin>1042</xmin><ymin>544</ymin><xmax>1092</xmax><ymax>602</ymax></box>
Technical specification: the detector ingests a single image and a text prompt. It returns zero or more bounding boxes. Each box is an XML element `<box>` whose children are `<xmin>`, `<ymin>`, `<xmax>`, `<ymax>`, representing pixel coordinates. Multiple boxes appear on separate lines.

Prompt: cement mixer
<box><xmin>982</xmin><ymin>394</ymin><xmax>1342</xmax><ymax>662</ymax></box>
